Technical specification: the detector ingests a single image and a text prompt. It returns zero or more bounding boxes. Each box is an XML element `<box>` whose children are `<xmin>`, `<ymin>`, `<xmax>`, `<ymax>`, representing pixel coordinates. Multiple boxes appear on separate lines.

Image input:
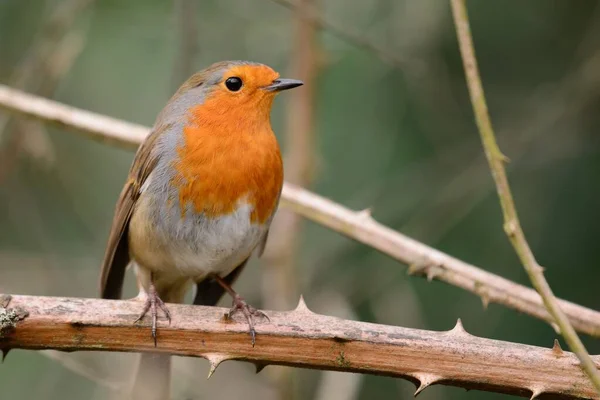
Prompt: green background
<box><xmin>1</xmin><ymin>0</ymin><xmax>600</xmax><ymax>399</ymax></box>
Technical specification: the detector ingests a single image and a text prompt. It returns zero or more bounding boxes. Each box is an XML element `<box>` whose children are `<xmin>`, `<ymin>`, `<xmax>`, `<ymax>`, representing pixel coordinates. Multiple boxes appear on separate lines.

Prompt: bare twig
<box><xmin>449</xmin><ymin>0</ymin><xmax>600</xmax><ymax>393</ymax></box>
<box><xmin>1</xmin><ymin>85</ymin><xmax>600</xmax><ymax>338</ymax></box>
<box><xmin>1</xmin><ymin>293</ymin><xmax>598</xmax><ymax>399</ymax></box>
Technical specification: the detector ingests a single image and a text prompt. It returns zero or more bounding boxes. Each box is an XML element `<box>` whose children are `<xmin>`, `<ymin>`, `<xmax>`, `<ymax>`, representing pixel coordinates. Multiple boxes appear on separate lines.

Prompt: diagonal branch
<box><xmin>450</xmin><ymin>0</ymin><xmax>600</xmax><ymax>393</ymax></box>
<box><xmin>1</xmin><ymin>293</ymin><xmax>598</xmax><ymax>399</ymax></box>
<box><xmin>1</xmin><ymin>84</ymin><xmax>600</xmax><ymax>339</ymax></box>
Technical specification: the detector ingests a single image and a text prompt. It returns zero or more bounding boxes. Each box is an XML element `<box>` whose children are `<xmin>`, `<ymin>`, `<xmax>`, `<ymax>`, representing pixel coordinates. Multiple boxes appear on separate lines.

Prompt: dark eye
<box><xmin>225</xmin><ymin>77</ymin><xmax>243</xmax><ymax>92</ymax></box>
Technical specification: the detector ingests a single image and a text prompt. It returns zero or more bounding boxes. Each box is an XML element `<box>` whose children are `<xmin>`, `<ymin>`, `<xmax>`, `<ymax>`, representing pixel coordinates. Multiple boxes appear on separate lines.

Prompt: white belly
<box><xmin>129</xmin><ymin>190</ymin><xmax>266</xmax><ymax>280</ymax></box>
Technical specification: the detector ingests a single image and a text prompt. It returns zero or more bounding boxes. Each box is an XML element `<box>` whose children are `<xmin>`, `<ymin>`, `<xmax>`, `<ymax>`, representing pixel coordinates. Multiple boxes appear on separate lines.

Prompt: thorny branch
<box><xmin>450</xmin><ymin>0</ymin><xmax>600</xmax><ymax>393</ymax></box>
<box><xmin>1</xmin><ymin>84</ymin><xmax>600</xmax><ymax>340</ymax></box>
<box><xmin>0</xmin><ymin>293</ymin><xmax>598</xmax><ymax>399</ymax></box>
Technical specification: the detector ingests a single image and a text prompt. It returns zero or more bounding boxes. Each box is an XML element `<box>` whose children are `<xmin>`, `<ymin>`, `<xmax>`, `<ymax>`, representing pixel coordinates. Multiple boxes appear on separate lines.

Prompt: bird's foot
<box><xmin>227</xmin><ymin>294</ymin><xmax>269</xmax><ymax>347</ymax></box>
<box><xmin>134</xmin><ymin>285</ymin><xmax>171</xmax><ymax>347</ymax></box>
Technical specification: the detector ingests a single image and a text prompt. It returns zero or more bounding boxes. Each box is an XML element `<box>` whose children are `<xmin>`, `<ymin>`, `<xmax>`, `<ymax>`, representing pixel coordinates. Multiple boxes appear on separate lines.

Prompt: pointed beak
<box><xmin>263</xmin><ymin>78</ymin><xmax>304</xmax><ymax>92</ymax></box>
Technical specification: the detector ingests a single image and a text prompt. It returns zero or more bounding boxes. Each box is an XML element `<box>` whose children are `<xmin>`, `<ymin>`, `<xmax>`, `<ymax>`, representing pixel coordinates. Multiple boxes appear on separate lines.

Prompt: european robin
<box><xmin>99</xmin><ymin>61</ymin><xmax>302</xmax><ymax>346</ymax></box>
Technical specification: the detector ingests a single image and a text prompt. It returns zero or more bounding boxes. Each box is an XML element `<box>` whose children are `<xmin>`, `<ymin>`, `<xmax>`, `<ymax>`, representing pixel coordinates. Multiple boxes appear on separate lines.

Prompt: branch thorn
<box><xmin>1</xmin><ymin>348</ymin><xmax>9</xmax><ymax>362</ymax></box>
<box><xmin>413</xmin><ymin>373</ymin><xmax>442</xmax><ymax>397</ymax></box>
<box><xmin>551</xmin><ymin>339</ymin><xmax>564</xmax><ymax>357</ymax></box>
<box><xmin>480</xmin><ymin>295</ymin><xmax>490</xmax><ymax>310</ymax></box>
<box><xmin>357</xmin><ymin>207</ymin><xmax>372</xmax><ymax>219</ymax></box>
<box><xmin>448</xmin><ymin>318</ymin><xmax>470</xmax><ymax>337</ymax></box>
<box><xmin>498</xmin><ymin>150</ymin><xmax>510</xmax><ymax>163</ymax></box>
<box><xmin>529</xmin><ymin>387</ymin><xmax>544</xmax><ymax>400</ymax></box>
<box><xmin>295</xmin><ymin>295</ymin><xmax>312</xmax><ymax>314</ymax></box>
<box><xmin>254</xmin><ymin>362</ymin><xmax>267</xmax><ymax>374</ymax></box>
<box><xmin>205</xmin><ymin>353</ymin><xmax>230</xmax><ymax>379</ymax></box>
<box><xmin>407</xmin><ymin>261</ymin><xmax>439</xmax><ymax>282</ymax></box>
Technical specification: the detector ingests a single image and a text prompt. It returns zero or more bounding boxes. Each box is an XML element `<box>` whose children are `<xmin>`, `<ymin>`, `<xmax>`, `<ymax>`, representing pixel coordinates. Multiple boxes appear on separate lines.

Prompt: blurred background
<box><xmin>1</xmin><ymin>0</ymin><xmax>600</xmax><ymax>399</ymax></box>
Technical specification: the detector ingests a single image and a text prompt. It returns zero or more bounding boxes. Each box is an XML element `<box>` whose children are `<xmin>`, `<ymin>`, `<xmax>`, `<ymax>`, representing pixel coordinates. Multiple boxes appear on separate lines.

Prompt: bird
<box><xmin>98</xmin><ymin>60</ymin><xmax>302</xmax><ymax>398</ymax></box>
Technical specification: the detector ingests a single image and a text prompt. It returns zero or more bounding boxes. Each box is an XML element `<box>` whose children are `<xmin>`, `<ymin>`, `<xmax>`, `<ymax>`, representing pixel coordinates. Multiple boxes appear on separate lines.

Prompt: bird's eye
<box><xmin>225</xmin><ymin>77</ymin><xmax>243</xmax><ymax>92</ymax></box>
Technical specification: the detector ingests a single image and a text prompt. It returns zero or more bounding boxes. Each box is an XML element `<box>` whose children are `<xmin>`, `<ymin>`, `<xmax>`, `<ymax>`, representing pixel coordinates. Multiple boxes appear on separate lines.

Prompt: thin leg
<box><xmin>134</xmin><ymin>272</ymin><xmax>171</xmax><ymax>347</ymax></box>
<box><xmin>213</xmin><ymin>275</ymin><xmax>269</xmax><ymax>347</ymax></box>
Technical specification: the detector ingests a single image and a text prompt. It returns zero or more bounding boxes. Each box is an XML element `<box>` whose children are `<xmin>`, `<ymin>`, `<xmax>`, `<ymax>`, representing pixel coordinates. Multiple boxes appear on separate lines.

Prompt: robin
<box><xmin>98</xmin><ymin>61</ymin><xmax>302</xmax><ymax>390</ymax></box>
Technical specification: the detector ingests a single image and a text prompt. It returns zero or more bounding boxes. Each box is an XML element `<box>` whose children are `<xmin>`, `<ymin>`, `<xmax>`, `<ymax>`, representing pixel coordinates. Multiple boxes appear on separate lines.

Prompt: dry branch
<box><xmin>450</xmin><ymin>0</ymin><xmax>600</xmax><ymax>392</ymax></box>
<box><xmin>0</xmin><ymin>294</ymin><xmax>598</xmax><ymax>399</ymax></box>
<box><xmin>1</xmin><ymin>85</ymin><xmax>600</xmax><ymax>339</ymax></box>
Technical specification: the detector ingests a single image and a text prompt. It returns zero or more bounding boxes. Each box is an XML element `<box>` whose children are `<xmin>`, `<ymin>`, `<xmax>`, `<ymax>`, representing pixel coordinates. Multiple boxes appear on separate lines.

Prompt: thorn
<box><xmin>499</xmin><ymin>152</ymin><xmax>511</xmax><ymax>163</ymax></box>
<box><xmin>448</xmin><ymin>318</ymin><xmax>470</xmax><ymax>336</ymax></box>
<box><xmin>254</xmin><ymin>362</ymin><xmax>267</xmax><ymax>374</ymax></box>
<box><xmin>407</xmin><ymin>262</ymin><xmax>428</xmax><ymax>277</ymax></box>
<box><xmin>407</xmin><ymin>263</ymin><xmax>422</xmax><ymax>276</ymax></box>
<box><xmin>480</xmin><ymin>295</ymin><xmax>490</xmax><ymax>310</ymax></box>
<box><xmin>1</xmin><ymin>348</ymin><xmax>9</xmax><ymax>362</ymax></box>
<box><xmin>357</xmin><ymin>208</ymin><xmax>372</xmax><ymax>219</ymax></box>
<box><xmin>529</xmin><ymin>387</ymin><xmax>544</xmax><ymax>399</ymax></box>
<box><xmin>295</xmin><ymin>295</ymin><xmax>312</xmax><ymax>314</ymax></box>
<box><xmin>426</xmin><ymin>267</ymin><xmax>438</xmax><ymax>282</ymax></box>
<box><xmin>205</xmin><ymin>353</ymin><xmax>230</xmax><ymax>379</ymax></box>
<box><xmin>413</xmin><ymin>374</ymin><xmax>442</xmax><ymax>397</ymax></box>
<box><xmin>533</xmin><ymin>264</ymin><xmax>545</xmax><ymax>273</ymax></box>
<box><xmin>551</xmin><ymin>339</ymin><xmax>564</xmax><ymax>356</ymax></box>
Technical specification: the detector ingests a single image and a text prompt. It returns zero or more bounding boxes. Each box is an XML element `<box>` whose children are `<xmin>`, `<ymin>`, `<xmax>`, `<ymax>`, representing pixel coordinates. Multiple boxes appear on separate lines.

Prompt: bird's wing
<box><xmin>256</xmin><ymin>229</ymin><xmax>270</xmax><ymax>258</ymax></box>
<box><xmin>99</xmin><ymin>124</ymin><xmax>169</xmax><ymax>299</ymax></box>
<box><xmin>256</xmin><ymin>189</ymin><xmax>282</xmax><ymax>258</ymax></box>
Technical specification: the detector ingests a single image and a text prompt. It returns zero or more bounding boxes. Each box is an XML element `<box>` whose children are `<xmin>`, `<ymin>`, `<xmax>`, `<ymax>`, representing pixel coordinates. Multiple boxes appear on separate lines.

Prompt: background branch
<box><xmin>450</xmin><ymin>0</ymin><xmax>600</xmax><ymax>393</ymax></box>
<box><xmin>1</xmin><ymin>85</ymin><xmax>600</xmax><ymax>340</ymax></box>
<box><xmin>1</xmin><ymin>293</ymin><xmax>598</xmax><ymax>399</ymax></box>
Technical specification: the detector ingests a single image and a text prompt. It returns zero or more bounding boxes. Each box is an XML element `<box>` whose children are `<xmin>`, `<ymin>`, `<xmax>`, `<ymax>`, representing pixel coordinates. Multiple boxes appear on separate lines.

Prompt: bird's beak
<box><xmin>263</xmin><ymin>78</ymin><xmax>304</xmax><ymax>92</ymax></box>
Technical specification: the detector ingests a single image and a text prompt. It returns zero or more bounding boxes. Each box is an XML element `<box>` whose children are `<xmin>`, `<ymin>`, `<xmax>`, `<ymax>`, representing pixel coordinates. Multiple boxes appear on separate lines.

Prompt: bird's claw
<box><xmin>227</xmin><ymin>295</ymin><xmax>269</xmax><ymax>347</ymax></box>
<box><xmin>134</xmin><ymin>290</ymin><xmax>171</xmax><ymax>347</ymax></box>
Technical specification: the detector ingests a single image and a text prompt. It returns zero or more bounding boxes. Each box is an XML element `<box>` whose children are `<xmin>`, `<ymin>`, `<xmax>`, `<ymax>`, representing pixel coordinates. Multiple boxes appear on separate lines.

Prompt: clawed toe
<box><xmin>227</xmin><ymin>295</ymin><xmax>269</xmax><ymax>346</ymax></box>
<box><xmin>134</xmin><ymin>290</ymin><xmax>171</xmax><ymax>347</ymax></box>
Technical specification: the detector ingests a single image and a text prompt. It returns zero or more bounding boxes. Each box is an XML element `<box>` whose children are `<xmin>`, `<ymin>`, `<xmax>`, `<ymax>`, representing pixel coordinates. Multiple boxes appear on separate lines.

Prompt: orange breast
<box><xmin>172</xmin><ymin>99</ymin><xmax>283</xmax><ymax>224</ymax></box>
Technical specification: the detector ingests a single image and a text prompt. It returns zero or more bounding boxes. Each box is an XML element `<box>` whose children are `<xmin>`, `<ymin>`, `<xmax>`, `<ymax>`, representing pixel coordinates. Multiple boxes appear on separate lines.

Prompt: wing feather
<box><xmin>98</xmin><ymin>124</ymin><xmax>170</xmax><ymax>299</ymax></box>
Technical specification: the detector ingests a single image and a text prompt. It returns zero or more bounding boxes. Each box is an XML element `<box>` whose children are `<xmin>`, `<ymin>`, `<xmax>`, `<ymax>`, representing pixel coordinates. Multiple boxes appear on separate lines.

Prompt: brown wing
<box><xmin>98</xmin><ymin>125</ymin><xmax>169</xmax><ymax>299</ymax></box>
<box><xmin>256</xmin><ymin>190</ymin><xmax>282</xmax><ymax>258</ymax></box>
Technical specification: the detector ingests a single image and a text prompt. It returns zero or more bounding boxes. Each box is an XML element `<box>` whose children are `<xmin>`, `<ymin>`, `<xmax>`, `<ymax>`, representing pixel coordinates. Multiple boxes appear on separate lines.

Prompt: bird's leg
<box><xmin>134</xmin><ymin>272</ymin><xmax>171</xmax><ymax>347</ymax></box>
<box><xmin>213</xmin><ymin>275</ymin><xmax>269</xmax><ymax>346</ymax></box>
